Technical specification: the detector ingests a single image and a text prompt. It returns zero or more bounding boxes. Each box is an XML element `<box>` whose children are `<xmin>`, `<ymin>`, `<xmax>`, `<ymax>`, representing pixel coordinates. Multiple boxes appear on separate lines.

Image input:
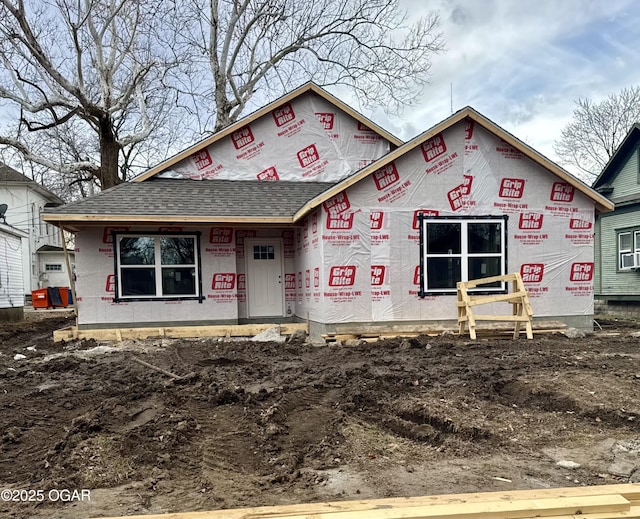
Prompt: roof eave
<box><xmin>41</xmin><ymin>213</ymin><xmax>295</xmax><ymax>226</ymax></box>
<box><xmin>593</xmin><ymin>124</ymin><xmax>640</xmax><ymax>189</ymax></box>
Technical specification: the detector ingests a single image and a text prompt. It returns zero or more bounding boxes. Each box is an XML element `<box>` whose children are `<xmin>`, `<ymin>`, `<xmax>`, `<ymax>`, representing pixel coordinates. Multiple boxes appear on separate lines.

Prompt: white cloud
<box><xmin>378</xmin><ymin>0</ymin><xmax>640</xmax><ymax>170</ymax></box>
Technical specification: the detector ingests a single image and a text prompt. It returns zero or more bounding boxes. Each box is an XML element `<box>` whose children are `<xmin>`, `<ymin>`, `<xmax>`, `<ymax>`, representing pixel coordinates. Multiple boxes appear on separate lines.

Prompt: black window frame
<box><xmin>113</xmin><ymin>231</ymin><xmax>203</xmax><ymax>302</ymax></box>
<box><xmin>418</xmin><ymin>214</ymin><xmax>508</xmax><ymax>296</ymax></box>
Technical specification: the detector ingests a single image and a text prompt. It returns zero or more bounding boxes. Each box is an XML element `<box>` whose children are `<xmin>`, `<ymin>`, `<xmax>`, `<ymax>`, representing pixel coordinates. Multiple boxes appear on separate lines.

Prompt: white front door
<box><xmin>245</xmin><ymin>239</ymin><xmax>285</xmax><ymax>318</ymax></box>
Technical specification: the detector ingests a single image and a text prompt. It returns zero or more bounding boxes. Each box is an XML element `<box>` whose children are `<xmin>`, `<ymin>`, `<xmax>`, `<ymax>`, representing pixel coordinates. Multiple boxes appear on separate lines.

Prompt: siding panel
<box><xmin>0</xmin><ymin>232</ymin><xmax>25</xmax><ymax>308</ymax></box>
<box><xmin>597</xmin><ymin>210</ymin><xmax>640</xmax><ymax>297</ymax></box>
<box><xmin>612</xmin><ymin>148</ymin><xmax>639</xmax><ymax>200</ymax></box>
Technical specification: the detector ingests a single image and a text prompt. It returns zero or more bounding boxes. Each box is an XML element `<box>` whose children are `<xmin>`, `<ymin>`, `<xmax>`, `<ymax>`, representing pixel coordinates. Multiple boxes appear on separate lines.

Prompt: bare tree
<box><xmin>174</xmin><ymin>0</ymin><xmax>444</xmax><ymax>132</ymax></box>
<box><xmin>554</xmin><ymin>86</ymin><xmax>640</xmax><ymax>182</ymax></box>
<box><xmin>0</xmin><ymin>0</ymin><xmax>444</xmax><ymax>197</ymax></box>
<box><xmin>0</xmin><ymin>0</ymin><xmax>180</xmax><ymax>192</ymax></box>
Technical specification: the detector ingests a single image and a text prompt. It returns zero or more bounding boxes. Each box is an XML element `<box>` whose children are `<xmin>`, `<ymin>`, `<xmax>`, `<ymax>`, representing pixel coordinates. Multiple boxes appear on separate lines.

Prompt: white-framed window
<box><xmin>419</xmin><ymin>216</ymin><xmax>507</xmax><ymax>295</ymax></box>
<box><xmin>618</xmin><ymin>230</ymin><xmax>640</xmax><ymax>270</ymax></box>
<box><xmin>44</xmin><ymin>263</ymin><xmax>63</xmax><ymax>272</ymax></box>
<box><xmin>114</xmin><ymin>233</ymin><xmax>201</xmax><ymax>300</ymax></box>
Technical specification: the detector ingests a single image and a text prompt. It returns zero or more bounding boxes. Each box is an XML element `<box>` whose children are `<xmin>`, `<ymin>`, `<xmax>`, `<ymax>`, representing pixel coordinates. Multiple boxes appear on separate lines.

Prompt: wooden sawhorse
<box><xmin>457</xmin><ymin>272</ymin><xmax>533</xmax><ymax>339</ymax></box>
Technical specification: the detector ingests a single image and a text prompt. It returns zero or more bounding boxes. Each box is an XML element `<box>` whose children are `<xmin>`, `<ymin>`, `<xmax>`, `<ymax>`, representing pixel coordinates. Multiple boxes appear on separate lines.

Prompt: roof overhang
<box><xmin>42</xmin><ymin>213</ymin><xmax>297</xmax><ymax>232</ymax></box>
<box><xmin>294</xmin><ymin>107</ymin><xmax>614</xmax><ymax>221</ymax></box>
<box><xmin>593</xmin><ymin>124</ymin><xmax>640</xmax><ymax>189</ymax></box>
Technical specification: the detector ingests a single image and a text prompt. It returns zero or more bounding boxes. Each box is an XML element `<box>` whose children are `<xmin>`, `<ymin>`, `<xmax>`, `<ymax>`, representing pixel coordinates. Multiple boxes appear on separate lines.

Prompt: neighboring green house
<box><xmin>593</xmin><ymin>123</ymin><xmax>640</xmax><ymax>314</ymax></box>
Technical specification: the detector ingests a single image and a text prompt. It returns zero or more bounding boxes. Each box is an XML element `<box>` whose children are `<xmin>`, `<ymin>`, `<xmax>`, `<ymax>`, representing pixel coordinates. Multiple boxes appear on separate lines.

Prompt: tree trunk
<box><xmin>98</xmin><ymin>117</ymin><xmax>121</xmax><ymax>190</ymax></box>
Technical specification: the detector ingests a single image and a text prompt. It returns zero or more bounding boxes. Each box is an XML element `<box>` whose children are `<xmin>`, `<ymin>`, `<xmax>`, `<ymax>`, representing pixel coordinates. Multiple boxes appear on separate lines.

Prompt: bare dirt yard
<box><xmin>1</xmin><ymin>312</ymin><xmax>640</xmax><ymax>519</ymax></box>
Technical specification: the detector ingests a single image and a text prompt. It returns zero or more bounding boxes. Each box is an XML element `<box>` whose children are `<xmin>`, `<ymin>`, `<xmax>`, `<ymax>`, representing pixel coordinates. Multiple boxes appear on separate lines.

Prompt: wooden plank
<box><xmin>462</xmin><ymin>315</ymin><xmax>532</xmax><ymax>322</ymax></box>
<box><xmin>269</xmin><ymin>495</ymin><xmax>631</xmax><ymax>519</ymax></box>
<box><xmin>461</xmin><ymin>273</ymin><xmax>518</xmax><ymax>288</ymax></box>
<box><xmin>53</xmin><ymin>326</ymin><xmax>78</xmax><ymax>342</ymax></box>
<box><xmin>334</xmin><ymin>324</ymin><xmax>450</xmax><ymax>334</ymax></box>
<box><xmin>457</xmin><ymin>292</ymin><xmax>527</xmax><ymax>306</ymax></box>
<box><xmin>53</xmin><ymin>323</ymin><xmax>308</xmax><ymax>342</ymax></box>
<box><xmin>91</xmin><ymin>491</ymin><xmax>640</xmax><ymax>519</ymax></box>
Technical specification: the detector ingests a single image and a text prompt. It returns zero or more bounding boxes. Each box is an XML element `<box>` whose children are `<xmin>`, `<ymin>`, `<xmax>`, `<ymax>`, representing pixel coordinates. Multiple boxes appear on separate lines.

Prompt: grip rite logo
<box><xmin>326</xmin><ymin>212</ymin><xmax>354</xmax><ymax>230</ymax></box>
<box><xmin>551</xmin><ymin>182</ymin><xmax>575</xmax><ymax>202</ymax></box>
<box><xmin>413</xmin><ymin>209</ymin><xmax>439</xmax><ymax>229</ymax></box>
<box><xmin>448</xmin><ymin>185</ymin><xmax>465</xmax><ymax>211</ymax></box>
<box><xmin>464</xmin><ymin>119</ymin><xmax>475</xmax><ymax>140</ymax></box>
<box><xmin>192</xmin><ymin>149</ymin><xmax>213</xmax><ymax>170</ymax></box>
<box><xmin>371</xmin><ymin>265</ymin><xmax>386</xmax><ymax>286</ymax></box>
<box><xmin>102</xmin><ymin>226</ymin><xmax>129</xmax><ymax>244</ymax></box>
<box><xmin>357</xmin><ymin>122</ymin><xmax>374</xmax><ymax>132</ymax></box>
<box><xmin>329</xmin><ymin>266</ymin><xmax>356</xmax><ymax>287</ymax></box>
<box><xmin>448</xmin><ymin>176</ymin><xmax>473</xmax><ymax>211</ymax></box>
<box><xmin>212</xmin><ymin>273</ymin><xmax>236</xmax><ymax>290</ymax></box>
<box><xmin>323</xmin><ymin>192</ymin><xmax>350</xmax><ymax>216</ymax></box>
<box><xmin>231</xmin><ymin>126</ymin><xmax>254</xmax><ymax>149</ymax></box>
<box><xmin>297</xmin><ymin>144</ymin><xmax>320</xmax><ymax>168</ymax></box>
<box><xmin>519</xmin><ymin>212</ymin><xmax>544</xmax><ymax>230</ymax></box>
<box><xmin>272</xmin><ymin>103</ymin><xmax>295</xmax><ymax>127</ymax></box>
<box><xmin>413</xmin><ymin>265</ymin><xmax>421</xmax><ymax>285</ymax></box>
<box><xmin>237</xmin><ymin>274</ymin><xmax>246</xmax><ymax>291</ymax></box>
<box><xmin>569</xmin><ymin>218</ymin><xmax>592</xmax><ymax>230</ymax></box>
<box><xmin>209</xmin><ymin>227</ymin><xmax>233</xmax><ymax>244</ymax></box>
<box><xmin>570</xmin><ymin>262</ymin><xmax>593</xmax><ymax>282</ymax></box>
<box><xmin>314</xmin><ymin>268</ymin><xmax>320</xmax><ymax>288</ymax></box>
<box><xmin>421</xmin><ymin>133</ymin><xmax>447</xmax><ymax>162</ymax></box>
<box><xmin>520</xmin><ymin>264</ymin><xmax>544</xmax><ymax>283</ymax></box>
<box><xmin>370</xmin><ymin>211</ymin><xmax>384</xmax><ymax>230</ymax></box>
<box><xmin>285</xmin><ymin>273</ymin><xmax>296</xmax><ymax>290</ymax></box>
<box><xmin>257</xmin><ymin>166</ymin><xmax>279</xmax><ymax>181</ymax></box>
<box><xmin>315</xmin><ymin>112</ymin><xmax>335</xmax><ymax>130</ymax></box>
<box><xmin>305</xmin><ymin>269</ymin><xmax>310</xmax><ymax>288</ymax></box>
<box><xmin>106</xmin><ymin>274</ymin><xmax>115</xmax><ymax>293</ymax></box>
<box><xmin>460</xmin><ymin>174</ymin><xmax>473</xmax><ymax>195</ymax></box>
<box><xmin>499</xmin><ymin>178</ymin><xmax>525</xmax><ymax>198</ymax></box>
<box><xmin>373</xmin><ymin>163</ymin><xmax>400</xmax><ymax>190</ymax></box>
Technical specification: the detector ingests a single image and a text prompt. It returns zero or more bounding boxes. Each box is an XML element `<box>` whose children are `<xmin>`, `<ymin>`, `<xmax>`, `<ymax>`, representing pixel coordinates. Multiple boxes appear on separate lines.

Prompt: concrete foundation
<box><xmin>0</xmin><ymin>307</ymin><xmax>25</xmax><ymax>322</ymax></box>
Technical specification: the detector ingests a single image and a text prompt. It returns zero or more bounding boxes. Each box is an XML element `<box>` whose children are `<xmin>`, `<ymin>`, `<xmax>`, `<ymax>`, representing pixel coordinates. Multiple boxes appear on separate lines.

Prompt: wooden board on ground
<box><xmin>53</xmin><ymin>323</ymin><xmax>308</xmax><ymax>342</ymax></box>
<box><xmin>322</xmin><ymin>321</ymin><xmax>567</xmax><ymax>343</ymax></box>
<box><xmin>92</xmin><ymin>483</ymin><xmax>640</xmax><ymax>519</ymax></box>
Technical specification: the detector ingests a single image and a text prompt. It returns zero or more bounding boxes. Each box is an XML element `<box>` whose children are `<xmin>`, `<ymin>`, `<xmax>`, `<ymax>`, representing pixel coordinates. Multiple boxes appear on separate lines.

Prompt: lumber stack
<box><xmin>94</xmin><ymin>483</ymin><xmax>640</xmax><ymax>519</ymax></box>
<box><xmin>320</xmin><ymin>320</ymin><xmax>567</xmax><ymax>343</ymax></box>
<box><xmin>457</xmin><ymin>272</ymin><xmax>534</xmax><ymax>340</ymax></box>
<box><xmin>53</xmin><ymin>322</ymin><xmax>308</xmax><ymax>342</ymax></box>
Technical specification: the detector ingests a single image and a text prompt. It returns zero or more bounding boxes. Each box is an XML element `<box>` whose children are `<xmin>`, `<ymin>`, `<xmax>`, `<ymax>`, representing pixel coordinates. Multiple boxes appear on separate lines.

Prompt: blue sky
<box><xmin>366</xmin><ymin>0</ymin><xmax>640</xmax><ymax>176</ymax></box>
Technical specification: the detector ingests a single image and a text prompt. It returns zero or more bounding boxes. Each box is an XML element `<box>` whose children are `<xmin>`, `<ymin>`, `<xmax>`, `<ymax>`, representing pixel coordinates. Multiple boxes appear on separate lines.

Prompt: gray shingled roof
<box><xmin>0</xmin><ymin>163</ymin><xmax>30</xmax><ymax>183</ymax></box>
<box><xmin>0</xmin><ymin>163</ymin><xmax>64</xmax><ymax>204</ymax></box>
<box><xmin>46</xmin><ymin>178</ymin><xmax>336</xmax><ymax>219</ymax></box>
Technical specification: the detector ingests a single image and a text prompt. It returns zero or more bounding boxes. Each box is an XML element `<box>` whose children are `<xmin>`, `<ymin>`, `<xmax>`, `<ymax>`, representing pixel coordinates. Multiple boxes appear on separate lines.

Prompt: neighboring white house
<box><xmin>0</xmin><ymin>221</ymin><xmax>28</xmax><ymax>320</ymax></box>
<box><xmin>0</xmin><ymin>163</ymin><xmax>74</xmax><ymax>297</ymax></box>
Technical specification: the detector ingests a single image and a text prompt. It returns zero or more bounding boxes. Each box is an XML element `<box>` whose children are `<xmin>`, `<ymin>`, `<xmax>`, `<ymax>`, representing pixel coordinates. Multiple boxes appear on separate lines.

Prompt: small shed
<box><xmin>36</xmin><ymin>244</ymin><xmax>75</xmax><ymax>289</ymax></box>
<box><xmin>43</xmin><ymin>84</ymin><xmax>613</xmax><ymax>337</ymax></box>
<box><xmin>0</xmin><ymin>221</ymin><xmax>28</xmax><ymax>321</ymax></box>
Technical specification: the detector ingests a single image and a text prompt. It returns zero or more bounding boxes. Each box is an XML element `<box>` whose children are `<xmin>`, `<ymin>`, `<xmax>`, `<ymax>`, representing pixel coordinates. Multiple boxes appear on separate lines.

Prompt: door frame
<box><xmin>244</xmin><ymin>238</ymin><xmax>285</xmax><ymax>318</ymax></box>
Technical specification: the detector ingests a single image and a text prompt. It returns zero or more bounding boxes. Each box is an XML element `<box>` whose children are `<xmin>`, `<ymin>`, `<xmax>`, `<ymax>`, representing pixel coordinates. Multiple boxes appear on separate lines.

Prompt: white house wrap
<box><xmin>43</xmin><ymin>84</ymin><xmax>612</xmax><ymax>333</ymax></box>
